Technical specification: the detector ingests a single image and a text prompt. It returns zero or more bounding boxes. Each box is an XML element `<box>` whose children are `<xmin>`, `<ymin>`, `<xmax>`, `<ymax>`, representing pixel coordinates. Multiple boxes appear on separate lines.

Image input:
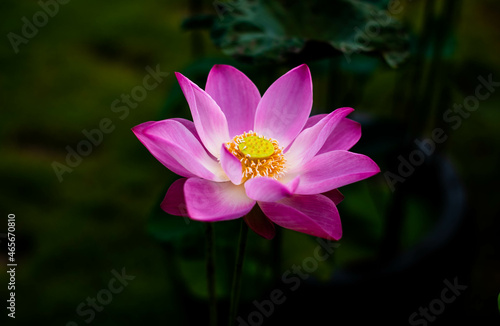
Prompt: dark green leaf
<box><xmin>208</xmin><ymin>0</ymin><xmax>409</xmax><ymax>66</ymax></box>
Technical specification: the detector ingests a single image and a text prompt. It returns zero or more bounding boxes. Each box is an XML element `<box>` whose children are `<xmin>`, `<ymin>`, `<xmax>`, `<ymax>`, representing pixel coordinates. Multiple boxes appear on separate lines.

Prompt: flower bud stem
<box><xmin>206</xmin><ymin>222</ymin><xmax>217</xmax><ymax>326</ymax></box>
<box><xmin>228</xmin><ymin>219</ymin><xmax>249</xmax><ymax>326</ymax></box>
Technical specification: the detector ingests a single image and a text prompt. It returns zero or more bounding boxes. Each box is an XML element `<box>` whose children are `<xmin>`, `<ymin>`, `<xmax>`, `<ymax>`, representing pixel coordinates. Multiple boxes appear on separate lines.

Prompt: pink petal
<box><xmin>295</xmin><ymin>150</ymin><xmax>380</xmax><ymax>195</ymax></box>
<box><xmin>205</xmin><ymin>64</ymin><xmax>261</xmax><ymax>137</ymax></box>
<box><xmin>133</xmin><ymin>121</ymin><xmax>195</xmax><ymax>178</ymax></box>
<box><xmin>285</xmin><ymin>107</ymin><xmax>354</xmax><ymax>170</ymax></box>
<box><xmin>184</xmin><ymin>178</ymin><xmax>255</xmax><ymax>221</ymax></box>
<box><xmin>171</xmin><ymin>117</ymin><xmax>217</xmax><ymax>161</ymax></box>
<box><xmin>244</xmin><ymin>176</ymin><xmax>300</xmax><ymax>202</ymax></box>
<box><xmin>303</xmin><ymin>114</ymin><xmax>327</xmax><ymax>129</ymax></box>
<box><xmin>318</xmin><ymin>118</ymin><xmax>361</xmax><ymax>154</ymax></box>
<box><xmin>133</xmin><ymin>119</ymin><xmax>228</xmax><ymax>181</ymax></box>
<box><xmin>170</xmin><ymin>118</ymin><xmax>202</xmax><ymax>144</ymax></box>
<box><xmin>259</xmin><ymin>194</ymin><xmax>342</xmax><ymax>240</ymax></box>
<box><xmin>254</xmin><ymin>64</ymin><xmax>313</xmax><ymax>148</ymax></box>
<box><xmin>175</xmin><ymin>72</ymin><xmax>230</xmax><ymax>157</ymax></box>
<box><xmin>160</xmin><ymin>178</ymin><xmax>189</xmax><ymax>216</ymax></box>
<box><xmin>322</xmin><ymin>189</ymin><xmax>344</xmax><ymax>205</ymax></box>
<box><xmin>220</xmin><ymin>144</ymin><xmax>243</xmax><ymax>185</ymax></box>
<box><xmin>244</xmin><ymin>206</ymin><xmax>276</xmax><ymax>240</ymax></box>
<box><xmin>302</xmin><ymin>114</ymin><xmax>362</xmax><ymax>153</ymax></box>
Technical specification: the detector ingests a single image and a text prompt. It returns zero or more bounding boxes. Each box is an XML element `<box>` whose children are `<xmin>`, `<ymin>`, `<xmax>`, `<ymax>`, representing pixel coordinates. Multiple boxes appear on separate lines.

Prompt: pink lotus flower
<box><xmin>133</xmin><ymin>64</ymin><xmax>379</xmax><ymax>240</ymax></box>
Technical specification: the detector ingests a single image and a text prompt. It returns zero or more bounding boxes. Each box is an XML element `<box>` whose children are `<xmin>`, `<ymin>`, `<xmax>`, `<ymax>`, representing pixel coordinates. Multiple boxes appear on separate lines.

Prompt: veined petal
<box><xmin>303</xmin><ymin>114</ymin><xmax>362</xmax><ymax>153</ymax></box>
<box><xmin>132</xmin><ymin>121</ymin><xmax>194</xmax><ymax>178</ymax></box>
<box><xmin>171</xmin><ymin>117</ymin><xmax>217</xmax><ymax>160</ymax></box>
<box><xmin>254</xmin><ymin>64</ymin><xmax>312</xmax><ymax>148</ymax></box>
<box><xmin>220</xmin><ymin>144</ymin><xmax>243</xmax><ymax>185</ymax></box>
<box><xmin>133</xmin><ymin>119</ymin><xmax>228</xmax><ymax>181</ymax></box>
<box><xmin>318</xmin><ymin>118</ymin><xmax>361</xmax><ymax>153</ymax></box>
<box><xmin>286</xmin><ymin>107</ymin><xmax>354</xmax><ymax>171</ymax></box>
<box><xmin>259</xmin><ymin>194</ymin><xmax>342</xmax><ymax>240</ymax></box>
<box><xmin>175</xmin><ymin>72</ymin><xmax>230</xmax><ymax>158</ymax></box>
<box><xmin>322</xmin><ymin>189</ymin><xmax>344</xmax><ymax>205</ymax></box>
<box><xmin>295</xmin><ymin>150</ymin><xmax>380</xmax><ymax>195</ymax></box>
<box><xmin>244</xmin><ymin>176</ymin><xmax>300</xmax><ymax>202</ymax></box>
<box><xmin>244</xmin><ymin>205</ymin><xmax>276</xmax><ymax>240</ymax></box>
<box><xmin>170</xmin><ymin>118</ymin><xmax>202</xmax><ymax>144</ymax></box>
<box><xmin>160</xmin><ymin>178</ymin><xmax>189</xmax><ymax>216</ymax></box>
<box><xmin>184</xmin><ymin>178</ymin><xmax>255</xmax><ymax>221</ymax></box>
<box><xmin>303</xmin><ymin>114</ymin><xmax>327</xmax><ymax>129</ymax></box>
<box><xmin>205</xmin><ymin>64</ymin><xmax>261</xmax><ymax>137</ymax></box>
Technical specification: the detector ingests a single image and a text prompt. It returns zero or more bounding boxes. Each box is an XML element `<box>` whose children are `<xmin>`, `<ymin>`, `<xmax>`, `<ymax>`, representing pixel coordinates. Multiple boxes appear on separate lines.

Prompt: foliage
<box><xmin>184</xmin><ymin>0</ymin><xmax>409</xmax><ymax>67</ymax></box>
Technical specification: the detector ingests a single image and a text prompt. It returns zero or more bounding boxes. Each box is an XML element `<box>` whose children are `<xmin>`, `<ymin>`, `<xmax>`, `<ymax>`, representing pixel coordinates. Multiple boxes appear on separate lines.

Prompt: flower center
<box><xmin>237</xmin><ymin>135</ymin><xmax>275</xmax><ymax>159</ymax></box>
<box><xmin>226</xmin><ymin>131</ymin><xmax>286</xmax><ymax>181</ymax></box>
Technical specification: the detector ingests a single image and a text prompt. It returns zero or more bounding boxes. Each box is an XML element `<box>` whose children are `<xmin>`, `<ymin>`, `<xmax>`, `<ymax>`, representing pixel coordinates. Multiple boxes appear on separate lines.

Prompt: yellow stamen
<box><xmin>226</xmin><ymin>131</ymin><xmax>286</xmax><ymax>181</ymax></box>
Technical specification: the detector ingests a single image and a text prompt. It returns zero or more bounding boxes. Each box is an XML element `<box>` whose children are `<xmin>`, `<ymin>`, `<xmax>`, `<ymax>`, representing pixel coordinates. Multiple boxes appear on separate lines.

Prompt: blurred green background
<box><xmin>0</xmin><ymin>0</ymin><xmax>499</xmax><ymax>325</ymax></box>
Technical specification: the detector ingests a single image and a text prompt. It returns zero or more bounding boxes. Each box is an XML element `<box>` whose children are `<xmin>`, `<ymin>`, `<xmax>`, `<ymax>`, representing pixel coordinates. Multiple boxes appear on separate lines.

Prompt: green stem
<box><xmin>206</xmin><ymin>223</ymin><xmax>217</xmax><ymax>326</ymax></box>
<box><xmin>228</xmin><ymin>220</ymin><xmax>249</xmax><ymax>326</ymax></box>
<box><xmin>271</xmin><ymin>227</ymin><xmax>282</xmax><ymax>282</ymax></box>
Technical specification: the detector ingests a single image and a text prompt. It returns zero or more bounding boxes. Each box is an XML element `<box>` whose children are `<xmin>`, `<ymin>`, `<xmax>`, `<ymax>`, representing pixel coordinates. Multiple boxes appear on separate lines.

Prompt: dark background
<box><xmin>0</xmin><ymin>0</ymin><xmax>499</xmax><ymax>325</ymax></box>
